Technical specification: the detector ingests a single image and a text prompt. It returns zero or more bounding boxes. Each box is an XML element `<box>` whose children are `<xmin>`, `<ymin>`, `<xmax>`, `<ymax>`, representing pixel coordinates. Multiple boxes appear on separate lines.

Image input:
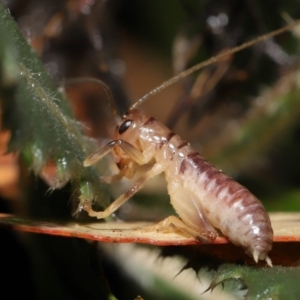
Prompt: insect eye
<box><xmin>118</xmin><ymin>120</ymin><xmax>132</xmax><ymax>134</ymax></box>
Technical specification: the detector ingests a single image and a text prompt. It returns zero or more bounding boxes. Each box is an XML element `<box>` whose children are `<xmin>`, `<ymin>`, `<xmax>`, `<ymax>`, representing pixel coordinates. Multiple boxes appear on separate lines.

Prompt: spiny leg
<box><xmin>83</xmin><ymin>164</ymin><xmax>164</xmax><ymax>219</ymax></box>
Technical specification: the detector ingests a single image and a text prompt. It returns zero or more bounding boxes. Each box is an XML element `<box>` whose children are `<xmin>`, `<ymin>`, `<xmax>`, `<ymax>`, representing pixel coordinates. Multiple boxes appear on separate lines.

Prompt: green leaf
<box><xmin>0</xmin><ymin>3</ymin><xmax>109</xmax><ymax>210</ymax></box>
<box><xmin>206</xmin><ymin>264</ymin><xmax>300</xmax><ymax>299</ymax></box>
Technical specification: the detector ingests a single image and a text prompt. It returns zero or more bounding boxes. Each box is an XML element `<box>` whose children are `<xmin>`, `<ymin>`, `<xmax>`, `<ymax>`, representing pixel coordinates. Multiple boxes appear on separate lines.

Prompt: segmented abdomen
<box><xmin>178</xmin><ymin>151</ymin><xmax>273</xmax><ymax>261</ymax></box>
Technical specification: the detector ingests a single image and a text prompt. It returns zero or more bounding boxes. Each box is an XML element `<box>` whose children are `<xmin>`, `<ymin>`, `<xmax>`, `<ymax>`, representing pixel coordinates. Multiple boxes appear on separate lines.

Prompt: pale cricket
<box><xmin>80</xmin><ymin>19</ymin><xmax>300</xmax><ymax>266</ymax></box>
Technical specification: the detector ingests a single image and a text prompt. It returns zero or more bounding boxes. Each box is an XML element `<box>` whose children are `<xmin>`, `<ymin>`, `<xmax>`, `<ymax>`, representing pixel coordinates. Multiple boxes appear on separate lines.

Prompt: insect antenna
<box><xmin>62</xmin><ymin>77</ymin><xmax>122</xmax><ymax>124</ymax></box>
<box><xmin>130</xmin><ymin>18</ymin><xmax>300</xmax><ymax>110</ymax></box>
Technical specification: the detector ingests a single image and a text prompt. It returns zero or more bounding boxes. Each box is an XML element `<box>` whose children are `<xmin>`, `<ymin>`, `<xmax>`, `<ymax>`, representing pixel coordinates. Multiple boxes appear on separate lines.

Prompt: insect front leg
<box><xmin>84</xmin><ymin>139</ymin><xmax>146</xmax><ymax>167</ymax></box>
<box><xmin>84</xmin><ymin>139</ymin><xmax>147</xmax><ymax>183</ymax></box>
<box><xmin>82</xmin><ymin>163</ymin><xmax>164</xmax><ymax>219</ymax></box>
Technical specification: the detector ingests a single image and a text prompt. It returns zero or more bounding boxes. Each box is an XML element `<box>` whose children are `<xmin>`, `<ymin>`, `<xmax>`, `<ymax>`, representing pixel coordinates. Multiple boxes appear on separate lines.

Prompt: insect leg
<box><xmin>141</xmin><ymin>187</ymin><xmax>217</xmax><ymax>242</ymax></box>
<box><xmin>141</xmin><ymin>215</ymin><xmax>215</xmax><ymax>242</ymax></box>
<box><xmin>100</xmin><ymin>172</ymin><xmax>125</xmax><ymax>184</ymax></box>
<box><xmin>84</xmin><ymin>139</ymin><xmax>145</xmax><ymax>167</ymax></box>
<box><xmin>82</xmin><ymin>163</ymin><xmax>164</xmax><ymax>219</ymax></box>
<box><xmin>169</xmin><ymin>187</ymin><xmax>217</xmax><ymax>241</ymax></box>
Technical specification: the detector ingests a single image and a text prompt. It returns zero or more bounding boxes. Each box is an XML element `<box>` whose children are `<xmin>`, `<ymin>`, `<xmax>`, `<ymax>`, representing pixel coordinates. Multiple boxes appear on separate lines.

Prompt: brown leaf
<box><xmin>1</xmin><ymin>212</ymin><xmax>299</xmax><ymax>243</ymax></box>
<box><xmin>1</xmin><ymin>212</ymin><xmax>300</xmax><ymax>265</ymax></box>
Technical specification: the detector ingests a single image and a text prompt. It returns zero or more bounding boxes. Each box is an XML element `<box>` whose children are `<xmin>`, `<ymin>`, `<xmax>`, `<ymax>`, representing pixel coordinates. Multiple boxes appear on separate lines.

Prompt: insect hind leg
<box><xmin>169</xmin><ymin>187</ymin><xmax>218</xmax><ymax>242</ymax></box>
<box><xmin>141</xmin><ymin>215</ymin><xmax>216</xmax><ymax>243</ymax></box>
<box><xmin>141</xmin><ymin>186</ymin><xmax>217</xmax><ymax>242</ymax></box>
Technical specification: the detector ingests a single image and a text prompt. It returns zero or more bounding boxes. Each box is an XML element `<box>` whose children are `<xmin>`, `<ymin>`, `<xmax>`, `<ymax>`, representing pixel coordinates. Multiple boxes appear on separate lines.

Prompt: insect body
<box><xmin>84</xmin><ymin>109</ymin><xmax>273</xmax><ymax>266</ymax></box>
<box><xmin>82</xmin><ymin>20</ymin><xmax>300</xmax><ymax>266</ymax></box>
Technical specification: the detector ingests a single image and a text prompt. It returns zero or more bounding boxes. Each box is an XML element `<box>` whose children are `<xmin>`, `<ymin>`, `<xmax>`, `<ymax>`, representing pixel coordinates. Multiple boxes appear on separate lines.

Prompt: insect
<box><xmin>81</xmin><ymin>20</ymin><xmax>300</xmax><ymax>266</ymax></box>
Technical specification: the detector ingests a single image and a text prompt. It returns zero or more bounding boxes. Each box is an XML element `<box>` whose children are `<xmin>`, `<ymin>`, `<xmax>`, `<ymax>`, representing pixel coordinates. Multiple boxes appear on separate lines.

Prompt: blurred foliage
<box><xmin>264</xmin><ymin>189</ymin><xmax>300</xmax><ymax>211</ymax></box>
<box><xmin>0</xmin><ymin>2</ymin><xmax>110</xmax><ymax>211</ymax></box>
<box><xmin>1</xmin><ymin>0</ymin><xmax>300</xmax><ymax>300</ymax></box>
<box><xmin>205</xmin><ymin>264</ymin><xmax>300</xmax><ymax>299</ymax></box>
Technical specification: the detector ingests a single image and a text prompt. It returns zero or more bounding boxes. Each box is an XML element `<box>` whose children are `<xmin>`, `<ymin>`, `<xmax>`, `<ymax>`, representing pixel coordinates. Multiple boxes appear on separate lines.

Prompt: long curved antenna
<box><xmin>62</xmin><ymin>77</ymin><xmax>121</xmax><ymax>123</ymax></box>
<box><xmin>130</xmin><ymin>19</ymin><xmax>300</xmax><ymax>110</ymax></box>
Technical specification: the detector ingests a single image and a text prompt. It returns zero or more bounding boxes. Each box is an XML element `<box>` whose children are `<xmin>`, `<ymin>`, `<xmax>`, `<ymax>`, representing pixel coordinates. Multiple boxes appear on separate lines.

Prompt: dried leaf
<box><xmin>1</xmin><ymin>212</ymin><xmax>300</xmax><ymax>265</ymax></box>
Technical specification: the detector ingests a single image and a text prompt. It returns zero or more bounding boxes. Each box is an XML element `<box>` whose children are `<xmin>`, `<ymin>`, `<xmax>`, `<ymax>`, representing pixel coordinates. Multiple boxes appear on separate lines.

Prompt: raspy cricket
<box><xmin>79</xmin><ymin>19</ymin><xmax>300</xmax><ymax>266</ymax></box>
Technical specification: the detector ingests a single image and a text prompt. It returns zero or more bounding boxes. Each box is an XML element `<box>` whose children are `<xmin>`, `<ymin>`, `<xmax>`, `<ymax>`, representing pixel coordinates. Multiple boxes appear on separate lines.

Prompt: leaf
<box><xmin>205</xmin><ymin>264</ymin><xmax>300</xmax><ymax>299</ymax></box>
<box><xmin>0</xmin><ymin>3</ymin><xmax>109</xmax><ymax>209</ymax></box>
<box><xmin>1</xmin><ymin>212</ymin><xmax>300</xmax><ymax>266</ymax></box>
